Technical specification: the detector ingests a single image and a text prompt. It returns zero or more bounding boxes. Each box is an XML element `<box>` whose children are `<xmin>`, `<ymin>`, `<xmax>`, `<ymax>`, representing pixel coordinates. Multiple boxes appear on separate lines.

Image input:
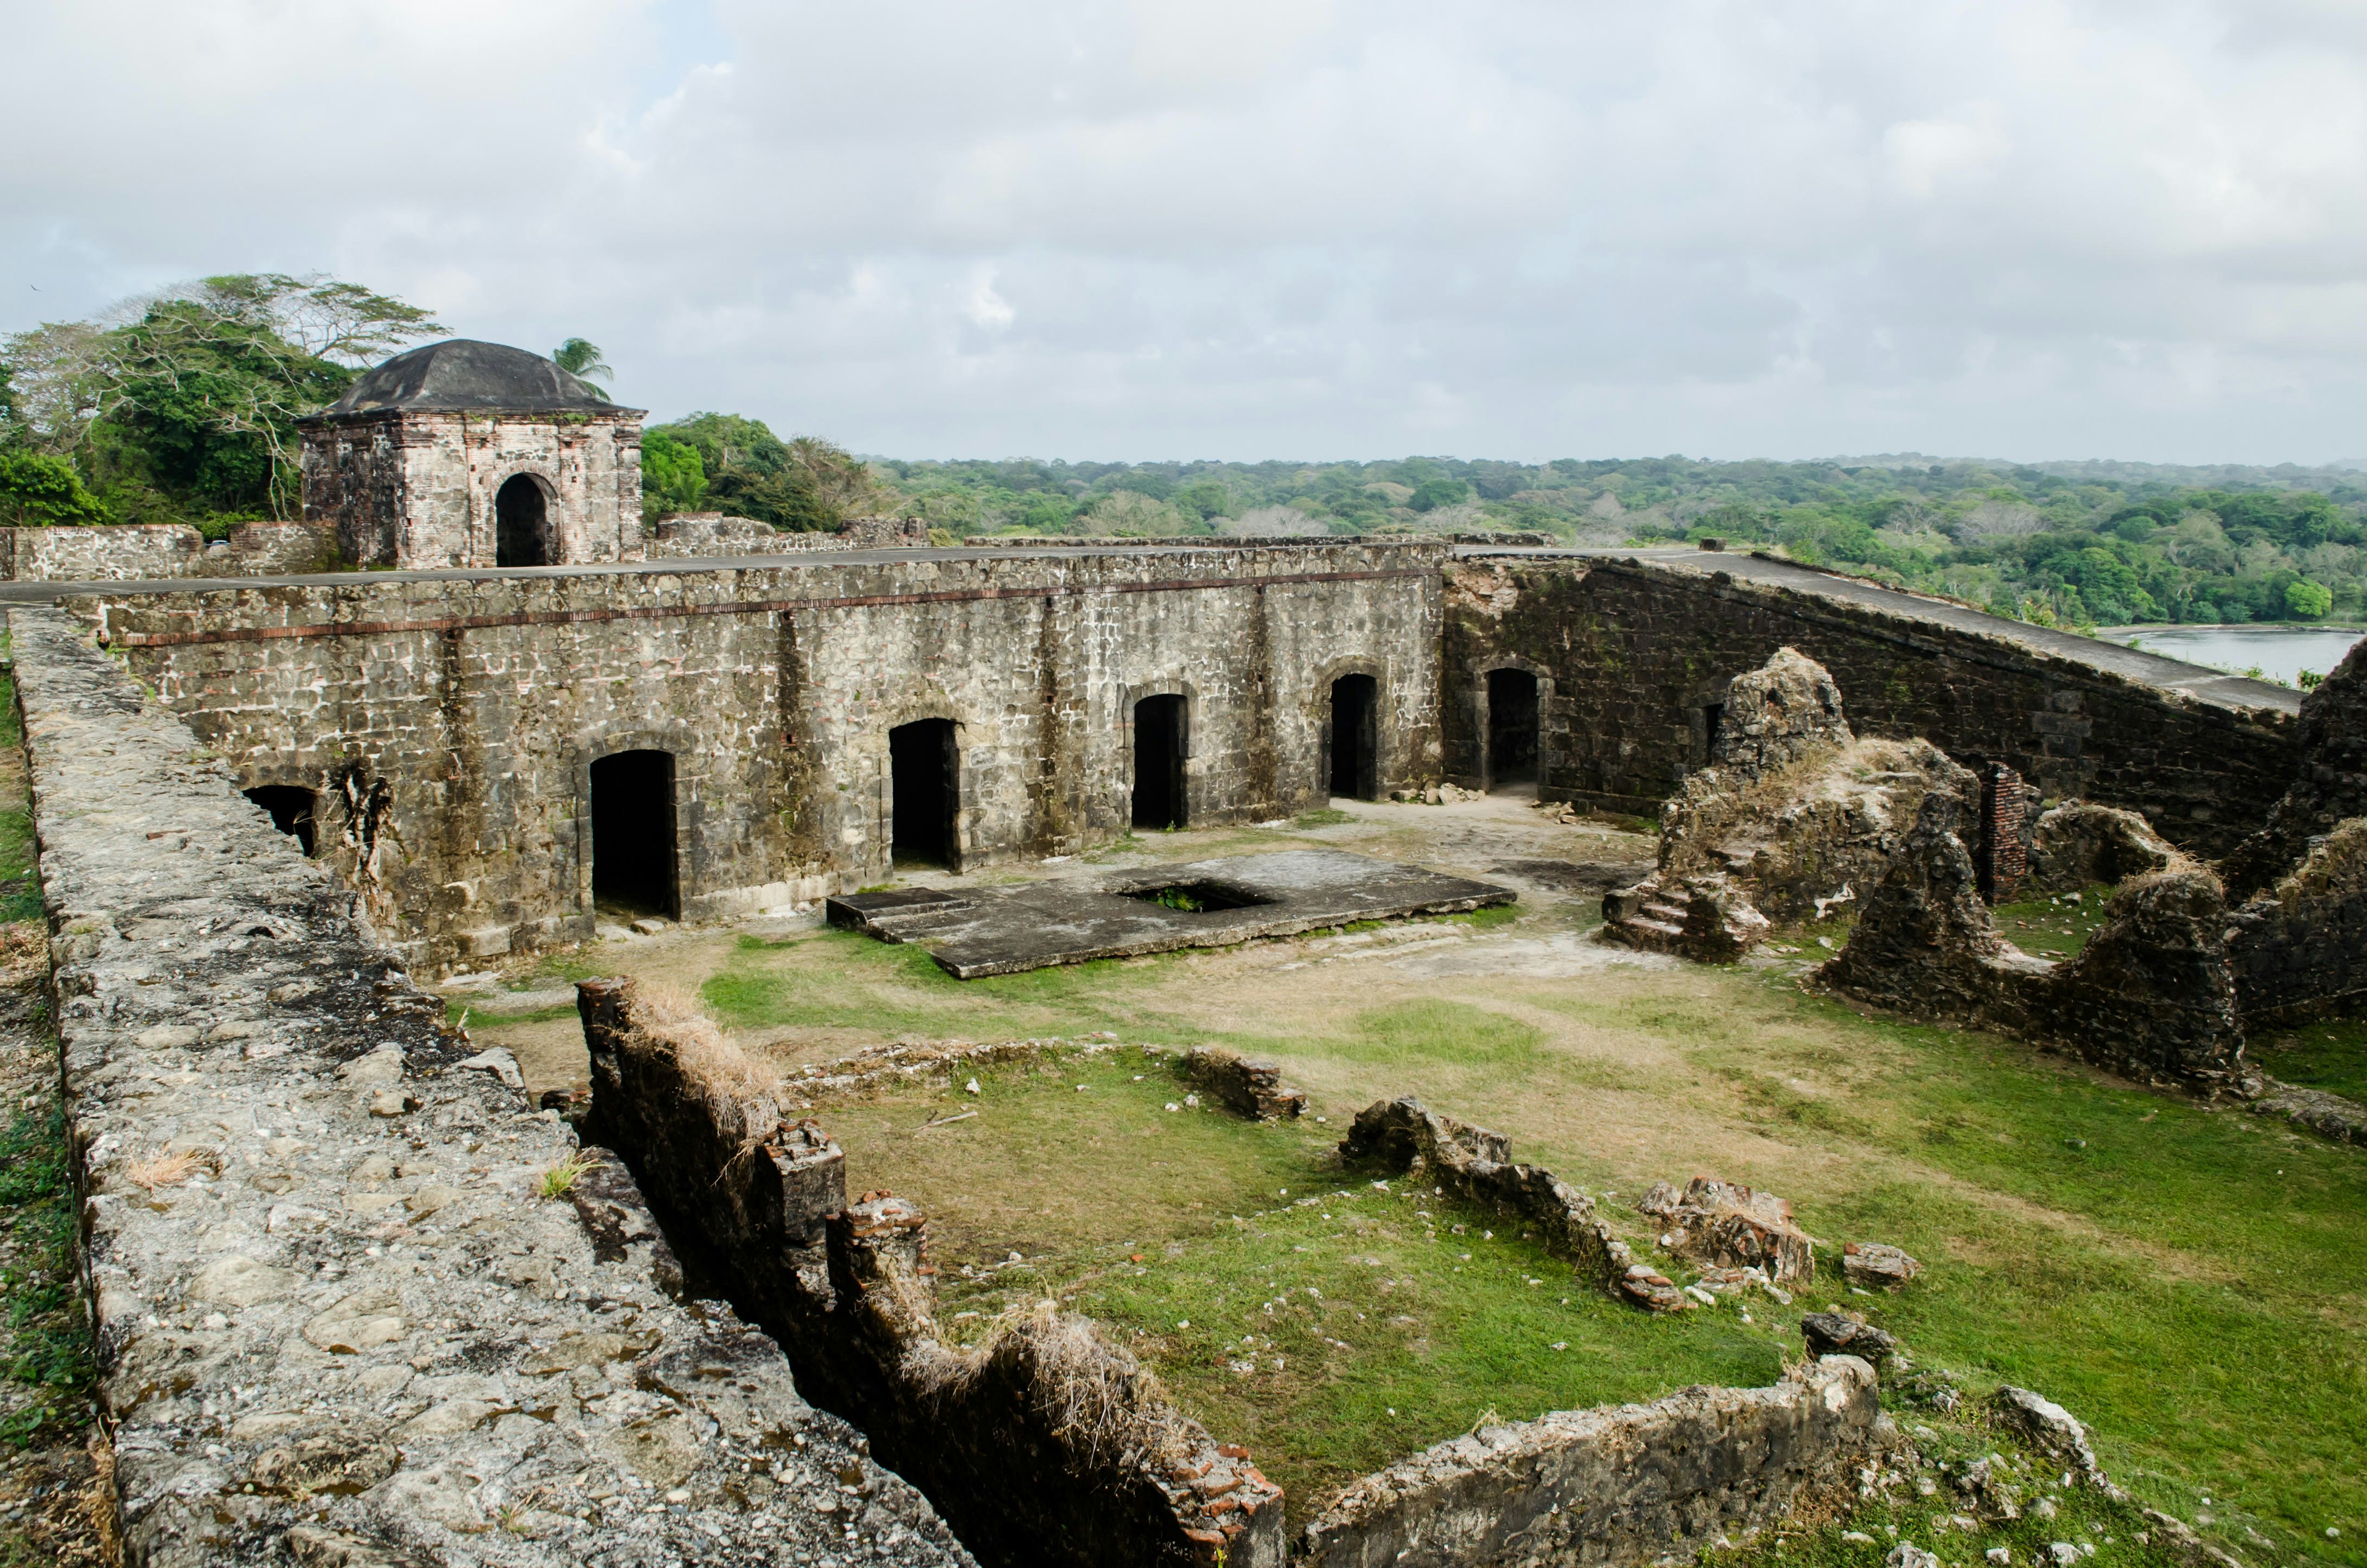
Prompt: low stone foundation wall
<box><xmin>1183</xmin><ymin>1045</ymin><xmax>1307</xmax><ymax>1119</ymax></box>
<box><xmin>1339</xmin><ymin>1098</ymin><xmax>1641</xmax><ymax>1302</ymax></box>
<box><xmin>1298</xmin><ymin>1357</ymin><xmax>1882</xmax><ymax>1568</ymax></box>
<box><xmin>576</xmin><ymin>976</ymin><xmax>1287</xmax><ymax>1568</ymax></box>
<box><xmin>10</xmin><ymin>605</ymin><xmax>968</xmax><ymax>1567</ymax></box>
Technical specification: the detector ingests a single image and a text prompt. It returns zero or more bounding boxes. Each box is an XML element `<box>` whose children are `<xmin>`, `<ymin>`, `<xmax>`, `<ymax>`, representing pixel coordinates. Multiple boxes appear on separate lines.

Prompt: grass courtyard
<box><xmin>451</xmin><ymin>796</ymin><xmax>2367</xmax><ymax>1567</ymax></box>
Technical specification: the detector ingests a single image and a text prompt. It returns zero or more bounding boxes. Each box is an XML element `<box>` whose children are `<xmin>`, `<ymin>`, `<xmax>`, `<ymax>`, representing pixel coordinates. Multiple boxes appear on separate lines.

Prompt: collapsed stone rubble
<box><xmin>1820</xmin><ymin>794</ymin><xmax>2256</xmax><ymax>1096</ymax></box>
<box><xmin>10</xmin><ymin>605</ymin><xmax>970</xmax><ymax>1567</ymax></box>
<box><xmin>575</xmin><ymin>977</ymin><xmax>1287</xmax><ymax>1568</ymax></box>
<box><xmin>1636</xmin><ymin>1177</ymin><xmax>1818</xmax><ymax>1283</ymax></box>
<box><xmin>1603</xmin><ymin>648</ymin><xmax>1979</xmax><ymax>960</ymax></box>
<box><xmin>1842</xmin><ymin>1241</ymin><xmax>1923</xmax><ymax>1291</ymax></box>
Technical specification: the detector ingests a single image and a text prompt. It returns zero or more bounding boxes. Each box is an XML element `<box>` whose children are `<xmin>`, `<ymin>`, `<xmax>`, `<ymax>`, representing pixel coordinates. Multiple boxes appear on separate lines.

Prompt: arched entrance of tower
<box><xmin>889</xmin><ymin>719</ymin><xmax>959</xmax><ymax>870</ymax></box>
<box><xmin>1327</xmin><ymin>673</ymin><xmax>1380</xmax><ymax>801</ymax></box>
<box><xmin>1132</xmin><ymin>695</ymin><xmax>1188</xmax><ymax>830</ymax></box>
<box><xmin>1486</xmin><ymin>666</ymin><xmax>1540</xmax><ymax>790</ymax></box>
<box><xmin>591</xmin><ymin>749</ymin><xmax>678</xmax><ymax>919</ymax></box>
<box><xmin>494</xmin><ymin>473</ymin><xmax>552</xmax><ymax>567</ymax></box>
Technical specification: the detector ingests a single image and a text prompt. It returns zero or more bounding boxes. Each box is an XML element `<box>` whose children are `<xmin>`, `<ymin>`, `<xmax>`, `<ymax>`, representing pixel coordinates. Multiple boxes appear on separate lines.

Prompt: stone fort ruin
<box><xmin>8</xmin><ymin>338</ymin><xmax>2363</xmax><ymax>1566</ymax></box>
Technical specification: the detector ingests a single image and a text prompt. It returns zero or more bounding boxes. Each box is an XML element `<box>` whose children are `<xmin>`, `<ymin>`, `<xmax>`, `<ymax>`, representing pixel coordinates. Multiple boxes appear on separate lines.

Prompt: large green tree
<box><xmin>0</xmin><ymin>274</ymin><xmax>442</xmax><ymax>527</ymax></box>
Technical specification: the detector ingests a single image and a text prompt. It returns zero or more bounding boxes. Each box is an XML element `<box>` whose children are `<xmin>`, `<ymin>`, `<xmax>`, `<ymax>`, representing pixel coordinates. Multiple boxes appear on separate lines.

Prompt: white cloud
<box><xmin>6</xmin><ymin>0</ymin><xmax>2367</xmax><ymax>462</ymax></box>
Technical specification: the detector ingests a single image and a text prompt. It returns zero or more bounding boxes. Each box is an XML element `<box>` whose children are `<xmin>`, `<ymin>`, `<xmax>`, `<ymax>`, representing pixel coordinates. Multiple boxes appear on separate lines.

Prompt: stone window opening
<box><xmin>1486</xmin><ymin>668</ymin><xmax>1540</xmax><ymax>790</ymax></box>
<box><xmin>244</xmin><ymin>785</ymin><xmax>317</xmax><ymax>857</ymax></box>
<box><xmin>1328</xmin><ymin>673</ymin><xmax>1380</xmax><ymax>801</ymax></box>
<box><xmin>591</xmin><ymin>749</ymin><xmax>679</xmax><ymax>919</ymax></box>
<box><xmin>1132</xmin><ymin>695</ymin><xmax>1188</xmax><ymax>830</ymax></box>
<box><xmin>889</xmin><ymin>719</ymin><xmax>959</xmax><ymax>872</ymax></box>
<box><xmin>494</xmin><ymin>473</ymin><xmax>552</xmax><ymax>568</ymax></box>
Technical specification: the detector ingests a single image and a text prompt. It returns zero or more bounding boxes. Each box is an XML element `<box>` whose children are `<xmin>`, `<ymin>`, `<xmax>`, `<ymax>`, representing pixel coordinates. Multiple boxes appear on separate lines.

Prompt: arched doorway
<box><xmin>1132</xmin><ymin>695</ymin><xmax>1187</xmax><ymax>830</ymax></box>
<box><xmin>591</xmin><ymin>749</ymin><xmax>677</xmax><ymax>918</ymax></box>
<box><xmin>245</xmin><ymin>786</ymin><xmax>317</xmax><ymax>856</ymax></box>
<box><xmin>1328</xmin><ymin>674</ymin><xmax>1378</xmax><ymax>801</ymax></box>
<box><xmin>1486</xmin><ymin>668</ymin><xmax>1540</xmax><ymax>790</ymax></box>
<box><xmin>495</xmin><ymin>474</ymin><xmax>550</xmax><ymax>567</ymax></box>
<box><xmin>889</xmin><ymin>719</ymin><xmax>958</xmax><ymax>870</ymax></box>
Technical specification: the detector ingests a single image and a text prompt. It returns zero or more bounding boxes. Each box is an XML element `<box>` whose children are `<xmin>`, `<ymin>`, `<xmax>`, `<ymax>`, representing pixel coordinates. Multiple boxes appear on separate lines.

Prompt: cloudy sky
<box><xmin>9</xmin><ymin>1</ymin><xmax>2367</xmax><ymax>464</ymax></box>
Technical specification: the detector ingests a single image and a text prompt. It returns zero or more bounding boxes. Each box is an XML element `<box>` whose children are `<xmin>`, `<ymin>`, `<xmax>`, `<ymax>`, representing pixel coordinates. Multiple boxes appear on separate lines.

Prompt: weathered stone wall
<box><xmin>9</xmin><ymin>605</ymin><xmax>969</xmax><ymax>1568</ymax></box>
<box><xmin>2227</xmin><ymin>819</ymin><xmax>2367</xmax><ymax>1024</ymax></box>
<box><xmin>0</xmin><ymin>522</ymin><xmax>342</xmax><ymax>582</ymax></box>
<box><xmin>1821</xmin><ymin>795</ymin><xmax>2253</xmax><ymax>1095</ymax></box>
<box><xmin>300</xmin><ymin>407</ymin><xmax>642</xmax><ymax>568</ymax></box>
<box><xmin>1298</xmin><ymin>1357</ymin><xmax>1882</xmax><ymax>1568</ymax></box>
<box><xmin>576</xmin><ymin>978</ymin><xmax>1287</xmax><ymax>1568</ymax></box>
<box><xmin>0</xmin><ymin>524</ymin><xmax>205</xmax><ymax>581</ymax></box>
<box><xmin>77</xmin><ymin>542</ymin><xmax>1445</xmax><ymax>972</ymax></box>
<box><xmin>1442</xmin><ymin>556</ymin><xmax>2297</xmax><ymax>855</ymax></box>
<box><xmin>648</xmin><ymin>513</ymin><xmax>931</xmax><ymax>558</ymax></box>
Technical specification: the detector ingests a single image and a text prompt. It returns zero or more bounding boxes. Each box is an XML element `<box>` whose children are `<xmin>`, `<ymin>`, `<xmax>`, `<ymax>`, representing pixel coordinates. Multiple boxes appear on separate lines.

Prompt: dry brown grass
<box><xmin>915</xmin><ymin>1297</ymin><xmax>1197</xmax><ymax>1472</ymax></box>
<box><xmin>121</xmin><ymin>1150</ymin><xmax>208</xmax><ymax>1192</ymax></box>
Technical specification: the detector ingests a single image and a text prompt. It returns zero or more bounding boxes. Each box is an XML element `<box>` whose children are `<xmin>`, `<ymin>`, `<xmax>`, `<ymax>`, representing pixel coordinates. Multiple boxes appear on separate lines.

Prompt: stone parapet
<box><xmin>9</xmin><ymin>605</ymin><xmax>968</xmax><ymax>1567</ymax></box>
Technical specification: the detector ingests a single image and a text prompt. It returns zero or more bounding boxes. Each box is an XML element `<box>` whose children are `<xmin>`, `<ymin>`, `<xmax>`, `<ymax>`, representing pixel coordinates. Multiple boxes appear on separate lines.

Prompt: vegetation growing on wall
<box><xmin>873</xmin><ymin>452</ymin><xmax>2367</xmax><ymax>629</ymax></box>
<box><xmin>0</xmin><ymin>274</ymin><xmax>442</xmax><ymax>535</ymax></box>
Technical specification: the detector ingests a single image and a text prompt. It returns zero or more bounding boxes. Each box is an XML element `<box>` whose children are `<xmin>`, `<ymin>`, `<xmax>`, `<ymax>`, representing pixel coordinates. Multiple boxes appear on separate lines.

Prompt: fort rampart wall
<box><xmin>1444</xmin><ymin>554</ymin><xmax>2299</xmax><ymax>855</ymax></box>
<box><xmin>74</xmin><ymin>542</ymin><xmax>1445</xmax><ymax>973</ymax></box>
<box><xmin>8</xmin><ymin>604</ymin><xmax>968</xmax><ymax>1567</ymax></box>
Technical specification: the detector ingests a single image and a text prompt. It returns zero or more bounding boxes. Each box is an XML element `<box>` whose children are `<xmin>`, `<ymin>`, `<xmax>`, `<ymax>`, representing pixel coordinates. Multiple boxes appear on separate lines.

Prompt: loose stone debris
<box><xmin>1842</xmin><ymin>1241</ymin><xmax>1924</xmax><ymax>1292</ymax></box>
<box><xmin>1637</xmin><ymin>1177</ymin><xmax>1818</xmax><ymax>1283</ymax></box>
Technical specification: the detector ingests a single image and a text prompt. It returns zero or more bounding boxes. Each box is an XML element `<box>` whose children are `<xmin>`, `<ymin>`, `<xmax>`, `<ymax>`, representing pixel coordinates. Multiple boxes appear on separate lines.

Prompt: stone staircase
<box><xmin>1600</xmin><ymin>872</ymin><xmax>1770</xmax><ymax>961</ymax></box>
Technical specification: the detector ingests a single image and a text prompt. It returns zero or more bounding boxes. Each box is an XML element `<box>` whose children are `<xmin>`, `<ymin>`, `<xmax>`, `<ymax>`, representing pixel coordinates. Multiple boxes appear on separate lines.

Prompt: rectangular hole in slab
<box><xmin>1115</xmin><ymin>880</ymin><xmax>1276</xmax><ymax>913</ymax></box>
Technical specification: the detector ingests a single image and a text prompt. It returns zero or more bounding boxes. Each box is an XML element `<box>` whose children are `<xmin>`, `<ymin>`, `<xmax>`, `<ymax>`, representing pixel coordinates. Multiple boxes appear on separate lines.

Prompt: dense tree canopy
<box><xmin>0</xmin><ymin>274</ymin><xmax>443</xmax><ymax>532</ymax></box>
<box><xmin>640</xmin><ymin>412</ymin><xmax>878</xmax><ymax>530</ymax></box>
<box><xmin>870</xmin><ymin>452</ymin><xmax>2366</xmax><ymax>629</ymax></box>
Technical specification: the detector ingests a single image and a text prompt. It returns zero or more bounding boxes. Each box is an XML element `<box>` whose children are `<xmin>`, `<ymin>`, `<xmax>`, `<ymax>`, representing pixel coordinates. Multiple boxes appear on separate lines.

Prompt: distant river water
<box><xmin>2092</xmin><ymin>625</ymin><xmax>2365</xmax><ymax>685</ymax></box>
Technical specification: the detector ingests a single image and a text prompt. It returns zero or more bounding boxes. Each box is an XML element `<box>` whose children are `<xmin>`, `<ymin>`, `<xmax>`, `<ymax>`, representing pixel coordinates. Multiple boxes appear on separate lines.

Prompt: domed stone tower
<box><xmin>297</xmin><ymin>340</ymin><xmax>644</xmax><ymax>570</ymax></box>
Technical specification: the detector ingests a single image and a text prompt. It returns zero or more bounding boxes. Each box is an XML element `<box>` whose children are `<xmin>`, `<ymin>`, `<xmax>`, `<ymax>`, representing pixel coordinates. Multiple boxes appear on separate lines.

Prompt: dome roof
<box><xmin>324</xmin><ymin>340</ymin><xmax>634</xmax><ymax>416</ymax></box>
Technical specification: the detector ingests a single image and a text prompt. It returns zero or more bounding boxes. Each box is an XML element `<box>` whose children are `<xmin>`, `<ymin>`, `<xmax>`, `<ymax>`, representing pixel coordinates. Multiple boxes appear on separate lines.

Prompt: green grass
<box><xmin>1992</xmin><ymin>886</ymin><xmax>2114</xmax><ymax>958</ymax></box>
<box><xmin>1293</xmin><ymin>808</ymin><xmax>1356</xmax><ymax>828</ymax></box>
<box><xmin>2250</xmin><ymin>1018</ymin><xmax>2367</xmax><ymax>1101</ymax></box>
<box><xmin>1672</xmin><ymin>976</ymin><xmax>2367</xmax><ymax>1565</ymax></box>
<box><xmin>828</xmin><ymin>1053</ymin><xmax>1788</xmax><ymax>1527</ymax></box>
<box><xmin>0</xmin><ymin>1060</ymin><xmax>90</xmax><ymax>1450</ymax></box>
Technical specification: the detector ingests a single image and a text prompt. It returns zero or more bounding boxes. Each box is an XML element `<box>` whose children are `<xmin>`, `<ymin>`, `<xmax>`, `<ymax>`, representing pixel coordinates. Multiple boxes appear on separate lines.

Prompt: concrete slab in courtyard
<box><xmin>827</xmin><ymin>848</ymin><xmax>1515</xmax><ymax>978</ymax></box>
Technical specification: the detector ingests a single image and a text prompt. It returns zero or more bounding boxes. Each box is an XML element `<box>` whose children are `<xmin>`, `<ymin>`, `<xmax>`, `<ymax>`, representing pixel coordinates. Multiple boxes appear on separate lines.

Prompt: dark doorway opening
<box><xmin>495</xmin><ymin>474</ymin><xmax>550</xmax><ymax>568</ymax></box>
<box><xmin>1486</xmin><ymin>668</ymin><xmax>1540</xmax><ymax>788</ymax></box>
<box><xmin>245</xmin><ymin>786</ymin><xmax>316</xmax><ymax>856</ymax></box>
<box><xmin>889</xmin><ymin>719</ymin><xmax>959</xmax><ymax>870</ymax></box>
<box><xmin>1132</xmin><ymin>695</ymin><xmax>1187</xmax><ymax>830</ymax></box>
<box><xmin>591</xmin><ymin>749</ymin><xmax>677</xmax><ymax>918</ymax></box>
<box><xmin>1701</xmin><ymin>702</ymin><xmax>1727</xmax><ymax>763</ymax></box>
<box><xmin>1328</xmin><ymin>673</ymin><xmax>1379</xmax><ymax>801</ymax></box>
